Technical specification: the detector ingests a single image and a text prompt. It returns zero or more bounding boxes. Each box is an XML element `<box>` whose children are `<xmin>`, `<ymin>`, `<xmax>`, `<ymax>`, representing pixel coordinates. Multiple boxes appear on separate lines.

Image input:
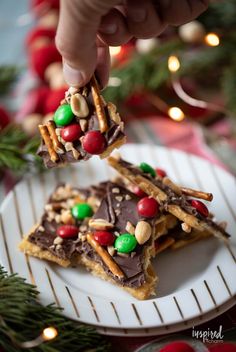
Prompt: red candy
<box><xmin>94</xmin><ymin>231</ymin><xmax>115</xmax><ymax>246</ymax></box>
<box><xmin>159</xmin><ymin>341</ymin><xmax>194</xmax><ymax>352</ymax></box>
<box><xmin>137</xmin><ymin>197</ymin><xmax>159</xmax><ymax>218</ymax></box>
<box><xmin>132</xmin><ymin>186</ymin><xmax>146</xmax><ymax>198</ymax></box>
<box><xmin>156</xmin><ymin>168</ymin><xmax>167</xmax><ymax>178</ymax></box>
<box><xmin>57</xmin><ymin>225</ymin><xmax>78</xmax><ymax>238</ymax></box>
<box><xmin>82</xmin><ymin>130</ymin><xmax>107</xmax><ymax>154</ymax></box>
<box><xmin>61</xmin><ymin>124</ymin><xmax>82</xmax><ymax>142</ymax></box>
<box><xmin>189</xmin><ymin>199</ymin><xmax>209</xmax><ymax>217</ymax></box>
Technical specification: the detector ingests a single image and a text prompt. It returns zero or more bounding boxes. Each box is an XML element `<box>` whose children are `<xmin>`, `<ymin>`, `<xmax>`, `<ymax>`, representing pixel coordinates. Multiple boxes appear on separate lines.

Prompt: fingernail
<box><xmin>63</xmin><ymin>62</ymin><xmax>85</xmax><ymax>87</ymax></box>
<box><xmin>128</xmin><ymin>7</ymin><xmax>146</xmax><ymax>22</ymax></box>
<box><xmin>99</xmin><ymin>22</ymin><xmax>117</xmax><ymax>34</ymax></box>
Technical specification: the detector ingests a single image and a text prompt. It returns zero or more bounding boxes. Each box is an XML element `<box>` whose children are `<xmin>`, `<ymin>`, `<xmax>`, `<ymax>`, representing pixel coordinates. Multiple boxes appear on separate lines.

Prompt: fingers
<box><xmin>126</xmin><ymin>0</ymin><xmax>167</xmax><ymax>39</ymax></box>
<box><xmin>158</xmin><ymin>0</ymin><xmax>209</xmax><ymax>26</ymax></box>
<box><xmin>99</xmin><ymin>8</ymin><xmax>132</xmax><ymax>46</ymax></box>
<box><xmin>96</xmin><ymin>39</ymin><xmax>110</xmax><ymax>88</ymax></box>
<box><xmin>56</xmin><ymin>0</ymin><xmax>118</xmax><ymax>87</ymax></box>
<box><xmin>56</xmin><ymin>0</ymin><xmax>209</xmax><ymax>88</ymax></box>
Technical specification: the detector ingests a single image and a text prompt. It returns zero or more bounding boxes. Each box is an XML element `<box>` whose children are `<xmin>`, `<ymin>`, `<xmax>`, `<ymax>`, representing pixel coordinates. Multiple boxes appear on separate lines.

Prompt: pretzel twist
<box><xmin>90</xmin><ymin>75</ymin><xmax>108</xmax><ymax>133</ymax></box>
<box><xmin>86</xmin><ymin>233</ymin><xmax>124</xmax><ymax>279</ymax></box>
<box><xmin>46</xmin><ymin>121</ymin><xmax>64</xmax><ymax>154</ymax></box>
<box><xmin>181</xmin><ymin>187</ymin><xmax>213</xmax><ymax>201</ymax></box>
<box><xmin>38</xmin><ymin>125</ymin><xmax>58</xmax><ymax>162</ymax></box>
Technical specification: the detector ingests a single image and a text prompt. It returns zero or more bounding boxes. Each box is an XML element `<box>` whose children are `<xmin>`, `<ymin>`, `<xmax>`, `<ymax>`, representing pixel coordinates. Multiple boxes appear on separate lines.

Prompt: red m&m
<box><xmin>156</xmin><ymin>168</ymin><xmax>167</xmax><ymax>178</ymax></box>
<box><xmin>94</xmin><ymin>231</ymin><xmax>115</xmax><ymax>246</ymax></box>
<box><xmin>57</xmin><ymin>225</ymin><xmax>78</xmax><ymax>238</ymax></box>
<box><xmin>159</xmin><ymin>341</ymin><xmax>195</xmax><ymax>352</ymax></box>
<box><xmin>189</xmin><ymin>199</ymin><xmax>209</xmax><ymax>217</ymax></box>
<box><xmin>137</xmin><ymin>197</ymin><xmax>159</xmax><ymax>218</ymax></box>
<box><xmin>132</xmin><ymin>186</ymin><xmax>146</xmax><ymax>198</ymax></box>
<box><xmin>61</xmin><ymin>123</ymin><xmax>82</xmax><ymax>142</ymax></box>
<box><xmin>82</xmin><ymin>130</ymin><xmax>107</xmax><ymax>154</ymax></box>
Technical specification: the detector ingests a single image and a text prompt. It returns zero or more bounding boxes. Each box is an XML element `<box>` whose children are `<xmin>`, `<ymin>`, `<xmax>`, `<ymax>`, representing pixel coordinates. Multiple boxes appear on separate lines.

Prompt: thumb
<box><xmin>56</xmin><ymin>0</ymin><xmax>117</xmax><ymax>87</ymax></box>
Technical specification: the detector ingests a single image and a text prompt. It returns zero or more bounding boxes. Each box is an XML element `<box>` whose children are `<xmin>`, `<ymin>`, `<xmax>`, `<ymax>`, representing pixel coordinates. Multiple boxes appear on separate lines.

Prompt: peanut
<box><xmin>89</xmin><ymin>218</ymin><xmax>114</xmax><ymax>230</ymax></box>
<box><xmin>71</xmin><ymin>93</ymin><xmax>89</xmax><ymax>118</ymax></box>
<box><xmin>135</xmin><ymin>220</ymin><xmax>152</xmax><ymax>245</ymax></box>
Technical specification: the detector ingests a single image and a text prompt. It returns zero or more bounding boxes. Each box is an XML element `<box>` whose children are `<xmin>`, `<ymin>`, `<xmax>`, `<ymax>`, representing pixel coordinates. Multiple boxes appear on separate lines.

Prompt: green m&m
<box><xmin>54</xmin><ymin>104</ymin><xmax>74</xmax><ymax>126</ymax></box>
<box><xmin>139</xmin><ymin>162</ymin><xmax>156</xmax><ymax>178</ymax></box>
<box><xmin>114</xmin><ymin>233</ymin><xmax>137</xmax><ymax>253</ymax></box>
<box><xmin>71</xmin><ymin>203</ymin><xmax>93</xmax><ymax>220</ymax></box>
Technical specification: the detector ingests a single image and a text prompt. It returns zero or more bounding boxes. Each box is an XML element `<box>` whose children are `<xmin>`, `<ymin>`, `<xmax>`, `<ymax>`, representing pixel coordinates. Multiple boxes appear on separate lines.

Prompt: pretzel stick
<box><xmin>180</xmin><ymin>187</ymin><xmax>213</xmax><ymax>201</ymax></box>
<box><xmin>90</xmin><ymin>75</ymin><xmax>108</xmax><ymax>133</ymax></box>
<box><xmin>46</xmin><ymin>121</ymin><xmax>64</xmax><ymax>154</ymax></box>
<box><xmin>86</xmin><ymin>233</ymin><xmax>124</xmax><ymax>279</ymax></box>
<box><xmin>163</xmin><ymin>177</ymin><xmax>182</xmax><ymax>195</ymax></box>
<box><xmin>38</xmin><ymin>125</ymin><xmax>58</xmax><ymax>162</ymax></box>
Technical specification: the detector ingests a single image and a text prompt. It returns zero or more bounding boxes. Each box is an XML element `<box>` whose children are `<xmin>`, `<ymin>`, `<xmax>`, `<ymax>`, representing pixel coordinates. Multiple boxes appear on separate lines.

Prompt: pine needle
<box><xmin>0</xmin><ymin>124</ymin><xmax>43</xmax><ymax>175</ymax></box>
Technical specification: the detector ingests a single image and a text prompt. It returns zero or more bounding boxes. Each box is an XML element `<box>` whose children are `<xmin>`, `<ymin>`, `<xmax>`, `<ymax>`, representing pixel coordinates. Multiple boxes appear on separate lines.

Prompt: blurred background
<box><xmin>0</xmin><ymin>0</ymin><xmax>236</xmax><ymax>185</ymax></box>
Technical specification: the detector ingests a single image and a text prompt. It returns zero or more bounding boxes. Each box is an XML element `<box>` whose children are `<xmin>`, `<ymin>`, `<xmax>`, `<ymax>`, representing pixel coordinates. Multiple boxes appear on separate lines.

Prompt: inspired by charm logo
<box><xmin>192</xmin><ymin>325</ymin><xmax>224</xmax><ymax>343</ymax></box>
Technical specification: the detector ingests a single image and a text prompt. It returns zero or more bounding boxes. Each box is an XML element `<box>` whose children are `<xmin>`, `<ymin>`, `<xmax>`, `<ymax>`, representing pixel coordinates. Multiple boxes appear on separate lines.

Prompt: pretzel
<box><xmin>167</xmin><ymin>204</ymin><xmax>203</xmax><ymax>229</ymax></box>
<box><xmin>163</xmin><ymin>177</ymin><xmax>182</xmax><ymax>195</ymax></box>
<box><xmin>107</xmin><ymin>102</ymin><xmax>121</xmax><ymax>125</ymax></box>
<box><xmin>90</xmin><ymin>75</ymin><xmax>108</xmax><ymax>133</ymax></box>
<box><xmin>46</xmin><ymin>121</ymin><xmax>64</xmax><ymax>154</ymax></box>
<box><xmin>86</xmin><ymin>233</ymin><xmax>124</xmax><ymax>279</ymax></box>
<box><xmin>180</xmin><ymin>187</ymin><xmax>213</xmax><ymax>201</ymax></box>
<box><xmin>38</xmin><ymin>125</ymin><xmax>58</xmax><ymax>162</ymax></box>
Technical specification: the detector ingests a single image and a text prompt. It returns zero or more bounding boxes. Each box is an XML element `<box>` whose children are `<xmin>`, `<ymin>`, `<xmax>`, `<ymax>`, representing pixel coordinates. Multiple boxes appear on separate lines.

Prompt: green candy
<box><xmin>139</xmin><ymin>162</ymin><xmax>156</xmax><ymax>178</ymax></box>
<box><xmin>54</xmin><ymin>104</ymin><xmax>74</xmax><ymax>126</ymax></box>
<box><xmin>71</xmin><ymin>203</ymin><xmax>93</xmax><ymax>220</ymax></box>
<box><xmin>114</xmin><ymin>233</ymin><xmax>137</xmax><ymax>253</ymax></box>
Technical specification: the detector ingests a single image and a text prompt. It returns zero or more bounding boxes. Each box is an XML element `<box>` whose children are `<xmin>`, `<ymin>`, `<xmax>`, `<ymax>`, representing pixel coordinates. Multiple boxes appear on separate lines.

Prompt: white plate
<box><xmin>0</xmin><ymin>144</ymin><xmax>236</xmax><ymax>332</ymax></box>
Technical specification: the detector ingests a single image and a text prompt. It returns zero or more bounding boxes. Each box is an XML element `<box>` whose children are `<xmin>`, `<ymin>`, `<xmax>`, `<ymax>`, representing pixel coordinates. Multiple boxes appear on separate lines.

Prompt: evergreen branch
<box><xmin>199</xmin><ymin>0</ymin><xmax>236</xmax><ymax>31</ymax></box>
<box><xmin>0</xmin><ymin>124</ymin><xmax>43</xmax><ymax>175</ymax></box>
<box><xmin>221</xmin><ymin>64</ymin><xmax>236</xmax><ymax>115</ymax></box>
<box><xmin>0</xmin><ymin>65</ymin><xmax>20</xmax><ymax>95</ymax></box>
<box><xmin>103</xmin><ymin>39</ymin><xmax>184</xmax><ymax>104</ymax></box>
<box><xmin>0</xmin><ymin>266</ymin><xmax>110</xmax><ymax>351</ymax></box>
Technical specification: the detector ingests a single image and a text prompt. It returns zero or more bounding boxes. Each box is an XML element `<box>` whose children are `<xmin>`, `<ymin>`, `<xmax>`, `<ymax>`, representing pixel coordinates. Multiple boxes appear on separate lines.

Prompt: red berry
<box><xmin>137</xmin><ymin>197</ymin><xmax>159</xmax><ymax>218</ymax></box>
<box><xmin>132</xmin><ymin>186</ymin><xmax>146</xmax><ymax>197</ymax></box>
<box><xmin>94</xmin><ymin>231</ymin><xmax>115</xmax><ymax>246</ymax></box>
<box><xmin>189</xmin><ymin>199</ymin><xmax>209</xmax><ymax>217</ymax></box>
<box><xmin>61</xmin><ymin>124</ymin><xmax>82</xmax><ymax>142</ymax></box>
<box><xmin>82</xmin><ymin>130</ymin><xmax>107</xmax><ymax>155</ymax></box>
<box><xmin>156</xmin><ymin>168</ymin><xmax>167</xmax><ymax>178</ymax></box>
<box><xmin>159</xmin><ymin>341</ymin><xmax>195</xmax><ymax>352</ymax></box>
<box><xmin>57</xmin><ymin>225</ymin><xmax>78</xmax><ymax>238</ymax></box>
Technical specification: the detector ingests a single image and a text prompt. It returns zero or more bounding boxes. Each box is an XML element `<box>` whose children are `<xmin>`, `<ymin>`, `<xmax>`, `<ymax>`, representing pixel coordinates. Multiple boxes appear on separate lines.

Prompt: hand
<box><xmin>56</xmin><ymin>0</ymin><xmax>209</xmax><ymax>88</ymax></box>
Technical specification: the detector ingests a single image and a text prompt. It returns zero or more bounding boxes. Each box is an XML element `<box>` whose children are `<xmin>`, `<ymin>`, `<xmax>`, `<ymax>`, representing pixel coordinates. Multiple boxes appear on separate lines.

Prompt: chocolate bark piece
<box><xmin>18</xmin><ymin>180</ymin><xmax>178</xmax><ymax>299</ymax></box>
<box><xmin>18</xmin><ymin>182</ymin><xmax>107</xmax><ymax>265</ymax></box>
<box><xmin>38</xmin><ymin>76</ymin><xmax>126</xmax><ymax>168</ymax></box>
<box><xmin>107</xmin><ymin>157</ymin><xmax>230</xmax><ymax>241</ymax></box>
<box><xmin>78</xmin><ymin>182</ymin><xmax>177</xmax><ymax>297</ymax></box>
